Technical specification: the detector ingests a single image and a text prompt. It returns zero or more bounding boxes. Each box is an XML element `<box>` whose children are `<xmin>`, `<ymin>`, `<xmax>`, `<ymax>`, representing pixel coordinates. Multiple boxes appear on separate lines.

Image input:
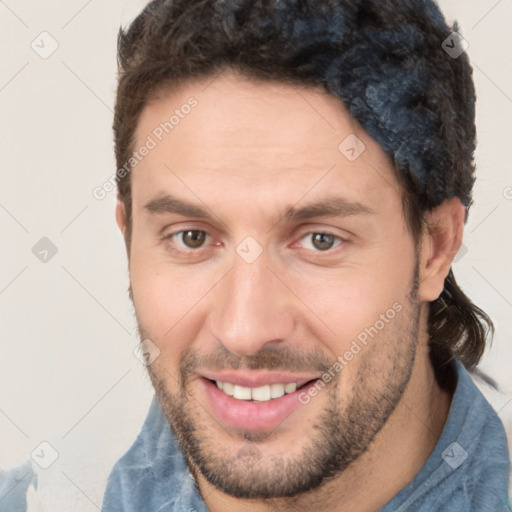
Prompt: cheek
<box><xmin>129</xmin><ymin>247</ymin><xmax>218</xmax><ymax>362</ymax></box>
<box><xmin>289</xmin><ymin>254</ymin><xmax>414</xmax><ymax>356</ymax></box>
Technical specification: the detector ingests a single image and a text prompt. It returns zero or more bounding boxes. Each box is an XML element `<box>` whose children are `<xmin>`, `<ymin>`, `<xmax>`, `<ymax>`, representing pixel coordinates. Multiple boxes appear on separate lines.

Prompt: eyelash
<box><xmin>162</xmin><ymin>230</ymin><xmax>346</xmax><ymax>256</ymax></box>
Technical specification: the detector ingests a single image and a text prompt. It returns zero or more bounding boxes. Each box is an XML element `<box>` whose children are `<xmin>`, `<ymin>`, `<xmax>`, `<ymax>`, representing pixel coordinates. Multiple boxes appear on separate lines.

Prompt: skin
<box><xmin>116</xmin><ymin>70</ymin><xmax>465</xmax><ymax>511</ymax></box>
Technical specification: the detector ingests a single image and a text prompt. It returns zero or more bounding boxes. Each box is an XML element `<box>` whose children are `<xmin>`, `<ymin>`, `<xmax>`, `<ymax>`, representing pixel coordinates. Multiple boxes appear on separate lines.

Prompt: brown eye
<box><xmin>180</xmin><ymin>230</ymin><xmax>207</xmax><ymax>248</ymax></box>
<box><xmin>312</xmin><ymin>233</ymin><xmax>335</xmax><ymax>250</ymax></box>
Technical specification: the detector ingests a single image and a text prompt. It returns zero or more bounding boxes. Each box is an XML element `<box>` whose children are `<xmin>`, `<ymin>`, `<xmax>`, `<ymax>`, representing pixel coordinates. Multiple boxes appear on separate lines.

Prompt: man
<box><xmin>103</xmin><ymin>0</ymin><xmax>511</xmax><ymax>510</ymax></box>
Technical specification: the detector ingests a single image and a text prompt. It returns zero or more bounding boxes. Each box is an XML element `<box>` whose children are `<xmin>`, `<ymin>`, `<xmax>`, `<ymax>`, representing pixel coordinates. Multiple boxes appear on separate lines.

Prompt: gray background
<box><xmin>1</xmin><ymin>0</ymin><xmax>511</xmax><ymax>509</ymax></box>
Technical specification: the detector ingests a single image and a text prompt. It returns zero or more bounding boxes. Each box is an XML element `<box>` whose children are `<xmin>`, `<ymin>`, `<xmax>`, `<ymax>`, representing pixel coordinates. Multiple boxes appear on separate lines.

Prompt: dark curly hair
<box><xmin>113</xmin><ymin>0</ymin><xmax>493</xmax><ymax>373</ymax></box>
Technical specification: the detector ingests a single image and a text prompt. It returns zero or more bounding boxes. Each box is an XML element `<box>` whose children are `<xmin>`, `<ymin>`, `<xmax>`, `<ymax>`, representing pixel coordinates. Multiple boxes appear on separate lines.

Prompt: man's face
<box><xmin>124</xmin><ymin>71</ymin><xmax>423</xmax><ymax>499</ymax></box>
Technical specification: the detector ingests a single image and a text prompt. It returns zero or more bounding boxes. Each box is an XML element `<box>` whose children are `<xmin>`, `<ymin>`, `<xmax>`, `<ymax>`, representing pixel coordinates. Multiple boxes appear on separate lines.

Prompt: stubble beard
<box><xmin>142</xmin><ymin>268</ymin><xmax>420</xmax><ymax>500</ymax></box>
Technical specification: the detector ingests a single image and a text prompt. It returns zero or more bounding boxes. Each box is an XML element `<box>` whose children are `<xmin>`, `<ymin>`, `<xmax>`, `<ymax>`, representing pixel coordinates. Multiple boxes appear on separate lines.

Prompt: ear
<box><xmin>115</xmin><ymin>197</ymin><xmax>127</xmax><ymax>235</ymax></box>
<box><xmin>418</xmin><ymin>197</ymin><xmax>466</xmax><ymax>302</ymax></box>
<box><xmin>116</xmin><ymin>196</ymin><xmax>132</xmax><ymax>256</ymax></box>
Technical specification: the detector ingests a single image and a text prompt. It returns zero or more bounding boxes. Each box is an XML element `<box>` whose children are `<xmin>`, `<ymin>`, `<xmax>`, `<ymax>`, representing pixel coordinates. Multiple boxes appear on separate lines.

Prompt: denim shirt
<box><xmin>101</xmin><ymin>358</ymin><xmax>511</xmax><ymax>512</ymax></box>
<box><xmin>0</xmin><ymin>460</ymin><xmax>36</xmax><ymax>512</ymax></box>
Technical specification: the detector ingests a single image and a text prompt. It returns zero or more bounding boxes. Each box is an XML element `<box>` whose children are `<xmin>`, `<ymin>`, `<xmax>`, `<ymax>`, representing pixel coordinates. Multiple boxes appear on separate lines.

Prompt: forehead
<box><xmin>131</xmin><ymin>71</ymin><xmax>401</xmax><ymax>217</ymax></box>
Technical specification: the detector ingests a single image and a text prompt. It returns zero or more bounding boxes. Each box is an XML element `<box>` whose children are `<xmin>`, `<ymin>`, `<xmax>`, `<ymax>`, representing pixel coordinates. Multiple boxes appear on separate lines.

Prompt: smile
<box><xmin>200</xmin><ymin>376</ymin><xmax>320</xmax><ymax>430</ymax></box>
<box><xmin>213</xmin><ymin>380</ymin><xmax>307</xmax><ymax>402</ymax></box>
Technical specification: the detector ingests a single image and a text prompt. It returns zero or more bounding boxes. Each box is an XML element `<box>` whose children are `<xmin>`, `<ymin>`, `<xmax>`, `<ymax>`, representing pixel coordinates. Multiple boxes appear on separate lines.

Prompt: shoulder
<box><xmin>102</xmin><ymin>396</ymin><xmax>197</xmax><ymax>512</ymax></box>
<box><xmin>0</xmin><ymin>460</ymin><xmax>37</xmax><ymax>512</ymax></box>
<box><xmin>381</xmin><ymin>358</ymin><xmax>511</xmax><ymax>512</ymax></box>
<box><xmin>453</xmin><ymin>360</ymin><xmax>511</xmax><ymax>510</ymax></box>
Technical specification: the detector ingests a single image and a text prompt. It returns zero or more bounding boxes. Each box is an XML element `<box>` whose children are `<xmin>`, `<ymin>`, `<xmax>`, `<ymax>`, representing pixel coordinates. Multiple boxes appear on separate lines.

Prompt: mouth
<box><xmin>199</xmin><ymin>376</ymin><xmax>321</xmax><ymax>431</ymax></box>
<box><xmin>206</xmin><ymin>378</ymin><xmax>316</xmax><ymax>402</ymax></box>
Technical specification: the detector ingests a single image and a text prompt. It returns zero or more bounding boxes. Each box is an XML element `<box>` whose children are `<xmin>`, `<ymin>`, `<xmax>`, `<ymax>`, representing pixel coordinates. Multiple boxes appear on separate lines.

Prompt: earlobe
<box><xmin>115</xmin><ymin>199</ymin><xmax>127</xmax><ymax>235</ymax></box>
<box><xmin>418</xmin><ymin>198</ymin><xmax>466</xmax><ymax>302</ymax></box>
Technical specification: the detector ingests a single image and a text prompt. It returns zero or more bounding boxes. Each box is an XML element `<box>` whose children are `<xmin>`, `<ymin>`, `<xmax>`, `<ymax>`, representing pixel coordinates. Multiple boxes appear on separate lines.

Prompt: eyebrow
<box><xmin>143</xmin><ymin>193</ymin><xmax>374</xmax><ymax>222</ymax></box>
<box><xmin>283</xmin><ymin>197</ymin><xmax>374</xmax><ymax>221</ymax></box>
<box><xmin>144</xmin><ymin>195</ymin><xmax>210</xmax><ymax>219</ymax></box>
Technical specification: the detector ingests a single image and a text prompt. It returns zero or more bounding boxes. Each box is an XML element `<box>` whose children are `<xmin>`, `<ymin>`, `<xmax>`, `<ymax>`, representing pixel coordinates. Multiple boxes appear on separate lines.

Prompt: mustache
<box><xmin>180</xmin><ymin>344</ymin><xmax>334</xmax><ymax>376</ymax></box>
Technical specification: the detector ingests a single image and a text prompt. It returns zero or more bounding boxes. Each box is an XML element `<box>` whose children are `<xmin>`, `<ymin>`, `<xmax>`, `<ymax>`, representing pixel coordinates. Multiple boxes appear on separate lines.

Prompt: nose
<box><xmin>206</xmin><ymin>253</ymin><xmax>296</xmax><ymax>356</ymax></box>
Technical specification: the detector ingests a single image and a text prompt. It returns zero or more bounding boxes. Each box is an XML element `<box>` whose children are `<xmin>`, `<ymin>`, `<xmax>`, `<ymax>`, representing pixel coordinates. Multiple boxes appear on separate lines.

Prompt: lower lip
<box><xmin>199</xmin><ymin>377</ymin><xmax>318</xmax><ymax>431</ymax></box>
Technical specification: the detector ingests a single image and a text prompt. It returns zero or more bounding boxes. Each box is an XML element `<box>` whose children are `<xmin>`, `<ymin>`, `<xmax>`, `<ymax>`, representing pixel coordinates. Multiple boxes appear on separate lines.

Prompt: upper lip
<box><xmin>199</xmin><ymin>370</ymin><xmax>319</xmax><ymax>388</ymax></box>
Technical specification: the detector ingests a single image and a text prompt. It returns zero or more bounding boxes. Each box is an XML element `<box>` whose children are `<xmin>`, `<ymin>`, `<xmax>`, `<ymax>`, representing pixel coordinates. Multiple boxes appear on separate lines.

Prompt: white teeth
<box><xmin>270</xmin><ymin>383</ymin><xmax>285</xmax><ymax>399</ymax></box>
<box><xmin>222</xmin><ymin>382</ymin><xmax>234</xmax><ymax>396</ymax></box>
<box><xmin>233</xmin><ymin>385</ymin><xmax>252</xmax><ymax>400</ymax></box>
<box><xmin>251</xmin><ymin>385</ymin><xmax>271</xmax><ymax>402</ymax></box>
<box><xmin>214</xmin><ymin>380</ymin><xmax>301</xmax><ymax>402</ymax></box>
<box><xmin>284</xmin><ymin>383</ymin><xmax>297</xmax><ymax>394</ymax></box>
